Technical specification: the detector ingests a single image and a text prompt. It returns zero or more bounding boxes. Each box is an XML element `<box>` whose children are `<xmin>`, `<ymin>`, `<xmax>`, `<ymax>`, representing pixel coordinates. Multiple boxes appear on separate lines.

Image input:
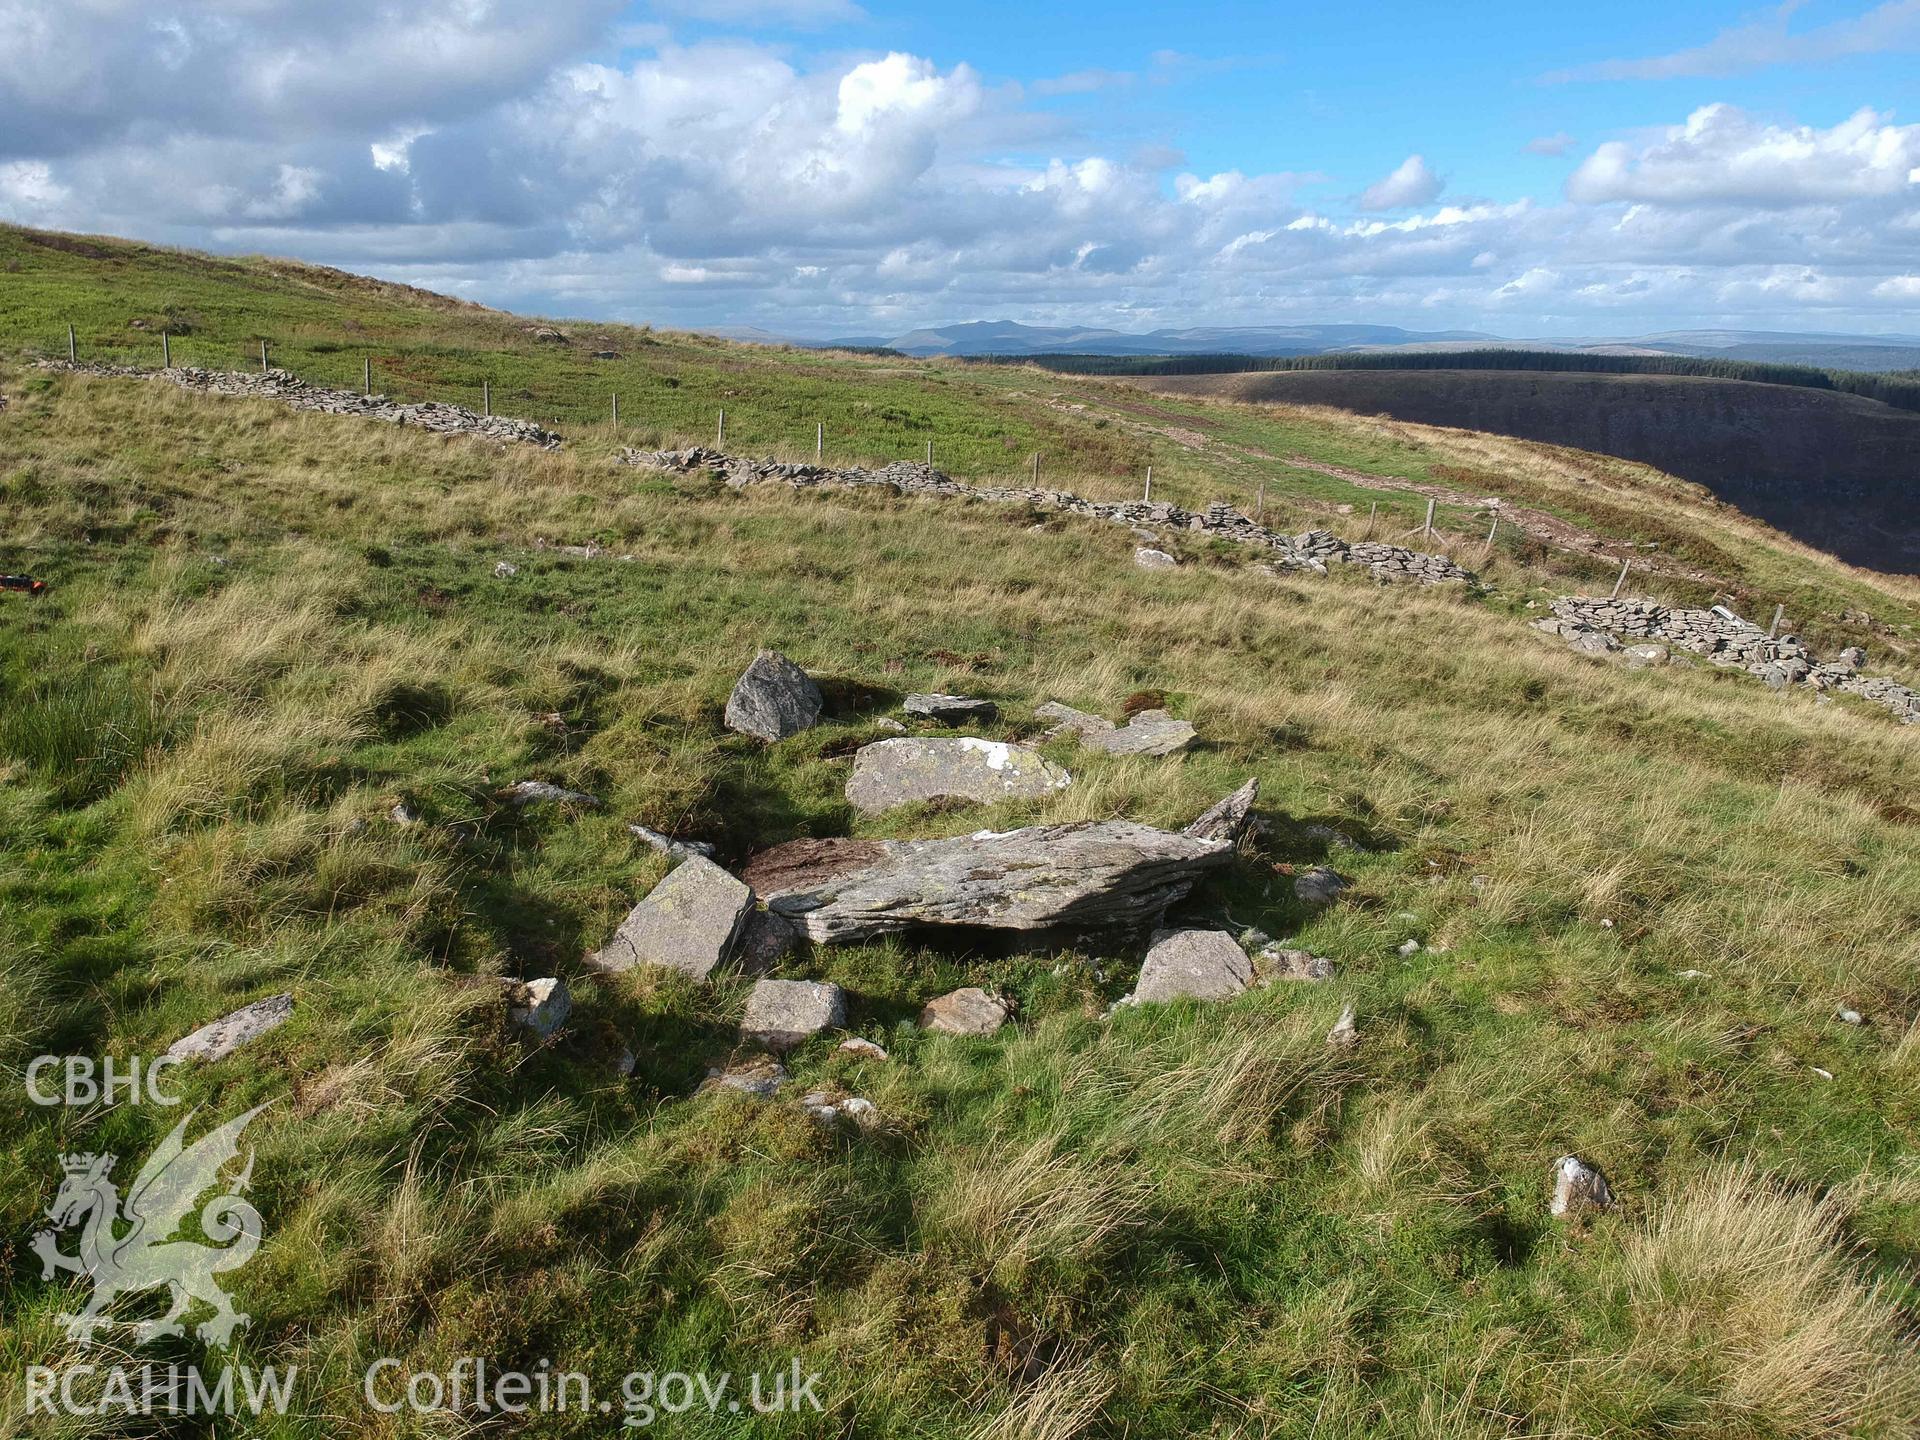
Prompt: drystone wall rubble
<box><xmin>1541</xmin><ymin>596</ymin><xmax>1918</xmax><ymax>724</ymax></box>
<box><xmin>40</xmin><ymin>361</ymin><xmax>564</xmax><ymax>449</ymax></box>
<box><xmin>619</xmin><ymin>447</ymin><xmax>1476</xmax><ymax>585</ymax></box>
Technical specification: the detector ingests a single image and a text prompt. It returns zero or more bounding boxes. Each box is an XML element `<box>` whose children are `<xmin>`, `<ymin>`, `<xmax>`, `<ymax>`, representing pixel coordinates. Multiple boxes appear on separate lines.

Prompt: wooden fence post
<box><xmin>816</xmin><ymin>421</ymin><xmax>823</xmax><ymax>461</ymax></box>
<box><xmin>483</xmin><ymin>379</ymin><xmax>491</xmax><ymax>417</ymax></box>
<box><xmin>1767</xmin><ymin>603</ymin><xmax>1786</xmax><ymax>638</ymax></box>
<box><xmin>1143</xmin><ymin>466</ymin><xmax>1152</xmax><ymax>502</ymax></box>
<box><xmin>1422</xmin><ymin>496</ymin><xmax>1436</xmax><ymax>541</ymax></box>
<box><xmin>1031</xmin><ymin>452</ymin><xmax>1039</xmax><ymax>484</ymax></box>
<box><xmin>260</xmin><ymin>340</ymin><xmax>269</xmax><ymax>373</ymax></box>
<box><xmin>1485</xmin><ymin>511</ymin><xmax>1499</xmax><ymax>545</ymax></box>
<box><xmin>162</xmin><ymin>332</ymin><xmax>170</xmax><ymax>368</ymax></box>
<box><xmin>364</xmin><ymin>357</ymin><xmax>371</xmax><ymax>395</ymax></box>
<box><xmin>67</xmin><ymin>324</ymin><xmax>76</xmax><ymax>363</ymax></box>
<box><xmin>1256</xmin><ymin>481</ymin><xmax>1265</xmax><ymax>524</ymax></box>
<box><xmin>1610</xmin><ymin>557</ymin><xmax>1632</xmax><ymax>599</ymax></box>
<box><xmin>717</xmin><ymin>410</ymin><xmax>725</xmax><ymax>446</ymax></box>
<box><xmin>925</xmin><ymin>439</ymin><xmax>932</xmax><ymax>465</ymax></box>
<box><xmin>612</xmin><ymin>392</ymin><xmax>619</xmax><ymax>426</ymax></box>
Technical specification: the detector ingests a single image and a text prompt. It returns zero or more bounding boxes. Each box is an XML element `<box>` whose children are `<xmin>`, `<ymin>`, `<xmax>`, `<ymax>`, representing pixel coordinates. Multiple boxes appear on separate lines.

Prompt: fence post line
<box><xmin>483</xmin><ymin>379</ymin><xmax>491</xmax><ymax>417</ymax></box>
<box><xmin>162</xmin><ymin>331</ymin><xmax>170</xmax><ymax>368</ymax></box>
<box><xmin>364</xmin><ymin>357</ymin><xmax>371</xmax><ymax>395</ymax></box>
<box><xmin>816</xmin><ymin>421</ymin><xmax>823</xmax><ymax>461</ymax></box>
<box><xmin>260</xmin><ymin>340</ymin><xmax>269</xmax><ymax>373</ymax></box>
<box><xmin>67</xmin><ymin>324</ymin><xmax>76</xmax><ymax>363</ymax></box>
<box><xmin>717</xmin><ymin>409</ymin><xmax>725</xmax><ymax>446</ymax></box>
<box><xmin>1421</xmin><ymin>496</ymin><xmax>1436</xmax><ymax>542</ymax></box>
<box><xmin>1368</xmin><ymin>500</ymin><xmax>1378</xmax><ymax>528</ymax></box>
<box><xmin>612</xmin><ymin>392</ymin><xmax>618</xmax><ymax>426</ymax></box>
<box><xmin>1143</xmin><ymin>466</ymin><xmax>1152</xmax><ymax>502</ymax></box>
<box><xmin>1610</xmin><ymin>557</ymin><xmax>1632</xmax><ymax>600</ymax></box>
<box><xmin>1031</xmin><ymin>452</ymin><xmax>1039</xmax><ymax>484</ymax></box>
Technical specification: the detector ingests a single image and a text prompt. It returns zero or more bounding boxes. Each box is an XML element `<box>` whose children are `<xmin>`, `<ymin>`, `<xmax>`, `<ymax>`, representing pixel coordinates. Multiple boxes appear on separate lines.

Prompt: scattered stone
<box><xmin>838</xmin><ymin>1037</ymin><xmax>889</xmax><ymax>1061</ymax></box>
<box><xmin>592</xmin><ymin>856</ymin><xmax>753</xmax><ymax>979</ymax></box>
<box><xmin>875</xmin><ymin>717</ymin><xmax>908</xmax><ymax>732</ymax></box>
<box><xmin>1257</xmin><ymin>946</ymin><xmax>1335</xmax><ymax>982</ymax></box>
<box><xmin>919</xmin><ymin>986</ymin><xmax>1010</xmax><ymax>1035</ymax></box>
<box><xmin>845</xmin><ymin>736</ymin><xmax>1070</xmax><ymax>815</ymax></box>
<box><xmin>493</xmin><ymin>561</ymin><xmax>519</xmax><ymax>579</ymax></box>
<box><xmin>800</xmin><ymin>1091</ymin><xmax>882</xmax><ymax>1129</ymax></box>
<box><xmin>764</xmin><ymin>819</ymin><xmax>1233</xmax><ymax>944</ymax></box>
<box><xmin>626</xmin><ymin>822</ymin><xmax>717</xmax><ymax>861</ymax></box>
<box><xmin>903</xmin><ymin>693</ymin><xmax>999</xmax><ymax>723</ymax></box>
<box><xmin>506</xmin><ymin>977</ymin><xmax>570</xmax><ymax>1038</ymax></box>
<box><xmin>1836</xmin><ymin>646</ymin><xmax>1867</xmax><ymax>672</ymax></box>
<box><xmin>724</xmin><ymin>650</ymin><xmax>824</xmax><ymax>742</ymax></box>
<box><xmin>1131</xmin><ymin>929</ymin><xmax>1252</xmax><ymax>1004</ymax></box>
<box><xmin>500</xmin><ymin>779</ymin><xmax>600</xmax><ymax>809</ymax></box>
<box><xmin>1134</xmin><ymin>547</ymin><xmax>1178</xmax><ymax>569</ymax></box>
<box><xmin>527</xmin><ymin>325</ymin><xmax>567</xmax><ymax>343</ymax></box>
<box><xmin>1811</xmin><ymin>1066</ymin><xmax>1835</xmax><ymax>1081</ymax></box>
<box><xmin>1183</xmin><ymin>777</ymin><xmax>1260</xmax><ymax>844</ymax></box>
<box><xmin>1675</xmin><ymin>969</ymin><xmax>1710</xmax><ymax>980</ymax></box>
<box><xmin>1623</xmin><ymin>643</ymin><xmax>1669</xmax><ymax>668</ymax></box>
<box><xmin>1835</xmin><ymin>1007</ymin><xmax>1864</xmax><ymax>1026</ymax></box>
<box><xmin>1294</xmin><ymin>866</ymin><xmax>1349</xmax><ymax>907</ymax></box>
<box><xmin>1037</xmin><ymin>700</ymin><xmax>1197</xmax><ymax>757</ymax></box>
<box><xmin>699</xmin><ymin>1055</ymin><xmax>787</xmax><ymax>1098</ymax></box>
<box><xmin>741</xmin><ymin>978</ymin><xmax>848</xmax><ymax>1051</ymax></box>
<box><xmin>1396</xmin><ymin>939</ymin><xmax>1422</xmax><ymax>956</ymax></box>
<box><xmin>389</xmin><ymin>800</ymin><xmax>420</xmax><ymax>827</ymax></box>
<box><xmin>1327</xmin><ymin>1004</ymin><xmax>1358</xmax><ymax>1048</ymax></box>
<box><xmin>1549</xmin><ymin>1155</ymin><xmax>1615</xmax><ymax>1219</ymax></box>
<box><xmin>164</xmin><ymin>994</ymin><xmax>294</xmax><ymax>1063</ymax></box>
<box><xmin>741</xmin><ymin>837</ymin><xmax>892</xmax><ymax>900</ymax></box>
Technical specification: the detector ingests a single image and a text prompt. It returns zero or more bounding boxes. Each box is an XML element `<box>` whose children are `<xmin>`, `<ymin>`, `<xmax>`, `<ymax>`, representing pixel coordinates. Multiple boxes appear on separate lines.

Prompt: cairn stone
<box><xmin>1131</xmin><ymin>929</ymin><xmax>1252</xmax><ymax>1003</ymax></box>
<box><xmin>1293</xmin><ymin>866</ymin><xmax>1349</xmax><ymax>907</ymax></box>
<box><xmin>903</xmin><ymin>693</ymin><xmax>998</xmax><ymax>723</ymax></box>
<box><xmin>724</xmin><ymin>651</ymin><xmax>823</xmax><ymax>742</ymax></box>
<box><xmin>764</xmin><ymin>819</ymin><xmax>1233</xmax><ymax>945</ymax></box>
<box><xmin>1550</xmin><ymin>1155</ymin><xmax>1615</xmax><ymax>1218</ymax></box>
<box><xmin>845</xmin><ymin>736</ymin><xmax>1069</xmax><ymax>815</ymax></box>
<box><xmin>919</xmin><ymin>987</ymin><xmax>1010</xmax><ymax>1035</ymax></box>
<box><xmin>740</xmin><ymin>979</ymin><xmax>847</xmax><ymax>1051</ymax></box>
<box><xmin>1037</xmin><ymin>701</ymin><xmax>1197</xmax><ymax>757</ymax></box>
<box><xmin>500</xmin><ymin>779</ymin><xmax>599</xmax><ymax>809</ymax></box>
<box><xmin>1326</xmin><ymin>1004</ymin><xmax>1358</xmax><ymax>1048</ymax></box>
<box><xmin>699</xmin><ymin>1055</ymin><xmax>788</xmax><ymax>1098</ymax></box>
<box><xmin>592</xmin><ymin>856</ymin><xmax>753</xmax><ymax>979</ymax></box>
<box><xmin>165</xmin><ymin>994</ymin><xmax>294</xmax><ymax>1063</ymax></box>
<box><xmin>506</xmin><ymin>978</ymin><xmax>571</xmax><ymax>1038</ymax></box>
<box><xmin>1183</xmin><ymin>777</ymin><xmax>1259</xmax><ymax>844</ymax></box>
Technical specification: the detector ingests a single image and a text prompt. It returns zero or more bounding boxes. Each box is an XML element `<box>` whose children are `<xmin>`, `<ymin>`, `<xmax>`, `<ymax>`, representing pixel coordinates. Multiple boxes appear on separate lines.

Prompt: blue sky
<box><xmin>2</xmin><ymin>0</ymin><xmax>1917</xmax><ymax>336</ymax></box>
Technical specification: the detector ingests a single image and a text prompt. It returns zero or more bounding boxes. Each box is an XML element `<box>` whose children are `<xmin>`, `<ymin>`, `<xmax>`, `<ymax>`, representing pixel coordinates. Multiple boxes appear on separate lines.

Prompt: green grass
<box><xmin>1</xmin><ymin>229</ymin><xmax>1918</xmax><ymax>1438</ymax></box>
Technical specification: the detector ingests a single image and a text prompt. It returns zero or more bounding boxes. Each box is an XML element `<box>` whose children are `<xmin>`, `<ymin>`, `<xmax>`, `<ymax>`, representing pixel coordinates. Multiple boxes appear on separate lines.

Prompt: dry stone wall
<box><xmin>620</xmin><ymin>447</ymin><xmax>1477</xmax><ymax>585</ymax></box>
<box><xmin>39</xmin><ymin>361</ymin><xmax>564</xmax><ymax>449</ymax></box>
<box><xmin>1540</xmin><ymin>596</ymin><xmax>1918</xmax><ymax>725</ymax></box>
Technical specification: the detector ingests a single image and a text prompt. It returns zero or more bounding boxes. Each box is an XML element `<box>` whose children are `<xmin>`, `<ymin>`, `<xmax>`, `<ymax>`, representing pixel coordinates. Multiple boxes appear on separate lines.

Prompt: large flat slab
<box><xmin>845</xmin><ymin>736</ymin><xmax>1069</xmax><ymax>815</ymax></box>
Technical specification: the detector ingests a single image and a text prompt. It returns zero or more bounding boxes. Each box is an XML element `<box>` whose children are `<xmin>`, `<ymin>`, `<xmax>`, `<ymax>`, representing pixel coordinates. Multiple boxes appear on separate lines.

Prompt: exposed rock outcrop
<box><xmin>1037</xmin><ymin>701</ymin><xmax>1197</xmax><ymax>757</ymax></box>
<box><xmin>165</xmin><ymin>994</ymin><xmax>294</xmax><ymax>1063</ymax></box>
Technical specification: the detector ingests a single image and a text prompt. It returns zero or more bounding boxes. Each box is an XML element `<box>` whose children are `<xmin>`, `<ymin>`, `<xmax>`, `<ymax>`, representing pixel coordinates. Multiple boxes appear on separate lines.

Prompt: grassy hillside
<box><xmin>3</xmin><ymin>230</ymin><xmax>1920</xmax><ymax>1437</ymax></box>
<box><xmin>1130</xmin><ymin>367</ymin><xmax>1920</xmax><ymax>577</ymax></box>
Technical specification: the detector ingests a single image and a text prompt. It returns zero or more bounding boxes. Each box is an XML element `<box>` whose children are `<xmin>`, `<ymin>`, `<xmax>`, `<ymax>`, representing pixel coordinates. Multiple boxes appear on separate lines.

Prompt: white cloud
<box><xmin>1543</xmin><ymin>0</ymin><xmax>1920</xmax><ymax>82</ymax></box>
<box><xmin>1567</xmin><ymin>103</ymin><xmax>1920</xmax><ymax>206</ymax></box>
<box><xmin>1526</xmin><ymin>132</ymin><xmax>1576</xmax><ymax>157</ymax></box>
<box><xmin>1359</xmin><ymin>154</ymin><xmax>1444</xmax><ymax>210</ymax></box>
<box><xmin>1875</xmin><ymin>274</ymin><xmax>1920</xmax><ymax>299</ymax></box>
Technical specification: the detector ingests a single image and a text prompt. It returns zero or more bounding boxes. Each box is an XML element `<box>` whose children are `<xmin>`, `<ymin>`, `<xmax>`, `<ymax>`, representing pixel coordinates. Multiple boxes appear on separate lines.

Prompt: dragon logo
<box><xmin>30</xmin><ymin>1105</ymin><xmax>267</xmax><ymax>1347</ymax></box>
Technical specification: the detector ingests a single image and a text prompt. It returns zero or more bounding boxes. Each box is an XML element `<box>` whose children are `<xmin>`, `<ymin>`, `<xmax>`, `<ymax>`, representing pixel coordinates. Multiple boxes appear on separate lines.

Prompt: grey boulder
<box><xmin>1293</xmin><ymin>866</ymin><xmax>1349</xmax><ymax>907</ymax></box>
<box><xmin>165</xmin><ymin>993</ymin><xmax>294</xmax><ymax>1063</ymax></box>
<box><xmin>1550</xmin><ymin>1155</ymin><xmax>1616</xmax><ymax>1218</ymax></box>
<box><xmin>1131</xmin><ymin>929</ymin><xmax>1252</xmax><ymax>1003</ymax></box>
<box><xmin>725</xmin><ymin>650</ymin><xmax>823</xmax><ymax>742</ymax></box>
<box><xmin>1135</xmin><ymin>547</ymin><xmax>1178</xmax><ymax>569</ymax></box>
<box><xmin>919</xmin><ymin>987</ymin><xmax>1010</xmax><ymax>1035</ymax></box>
<box><xmin>903</xmin><ymin>693</ymin><xmax>999</xmax><ymax>723</ymax></box>
<box><xmin>699</xmin><ymin>1055</ymin><xmax>788</xmax><ymax>1098</ymax></box>
<box><xmin>500</xmin><ymin>779</ymin><xmax>600</xmax><ymax>809</ymax></box>
<box><xmin>506</xmin><ymin>977</ymin><xmax>571</xmax><ymax>1037</ymax></box>
<box><xmin>766</xmin><ymin>819</ymin><xmax>1232</xmax><ymax>945</ymax></box>
<box><xmin>592</xmin><ymin>856</ymin><xmax>754</xmax><ymax>979</ymax></box>
<box><xmin>845</xmin><ymin>737</ymin><xmax>1069</xmax><ymax>815</ymax></box>
<box><xmin>1037</xmin><ymin>700</ymin><xmax>1196</xmax><ymax>757</ymax></box>
<box><xmin>740</xmin><ymin>979</ymin><xmax>848</xmax><ymax>1051</ymax></box>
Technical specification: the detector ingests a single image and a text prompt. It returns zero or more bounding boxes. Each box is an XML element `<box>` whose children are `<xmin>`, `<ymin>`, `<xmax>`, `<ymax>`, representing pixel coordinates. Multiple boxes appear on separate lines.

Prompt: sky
<box><xmin>2</xmin><ymin>0</ymin><xmax>1918</xmax><ymax>338</ymax></box>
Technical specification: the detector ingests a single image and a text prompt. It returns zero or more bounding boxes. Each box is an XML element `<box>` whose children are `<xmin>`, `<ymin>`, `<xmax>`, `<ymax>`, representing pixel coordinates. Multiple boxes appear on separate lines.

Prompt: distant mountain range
<box><xmin>702</xmin><ymin>319</ymin><xmax>1920</xmax><ymax>372</ymax></box>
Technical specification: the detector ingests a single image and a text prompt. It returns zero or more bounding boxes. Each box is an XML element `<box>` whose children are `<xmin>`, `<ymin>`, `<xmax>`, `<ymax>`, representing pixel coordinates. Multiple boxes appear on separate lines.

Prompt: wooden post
<box><xmin>1256</xmin><ymin>481</ymin><xmax>1265</xmax><ymax>524</ymax></box>
<box><xmin>260</xmin><ymin>340</ymin><xmax>269</xmax><ymax>373</ymax></box>
<box><xmin>1610</xmin><ymin>557</ymin><xmax>1632</xmax><ymax>600</ymax></box>
<box><xmin>1368</xmin><ymin>500</ymin><xmax>1378</xmax><ymax>532</ymax></box>
<box><xmin>717</xmin><ymin>409</ymin><xmax>725</xmax><ymax>446</ymax></box>
<box><xmin>1031</xmin><ymin>452</ymin><xmax>1039</xmax><ymax>484</ymax></box>
<box><xmin>162</xmin><ymin>331</ymin><xmax>170</xmax><ymax>368</ymax></box>
<box><xmin>364</xmin><ymin>357</ymin><xmax>371</xmax><ymax>395</ymax></box>
<box><xmin>1485</xmin><ymin>511</ymin><xmax>1499</xmax><ymax>545</ymax></box>
<box><xmin>611</xmin><ymin>393</ymin><xmax>618</xmax><ymax>426</ymax></box>
<box><xmin>925</xmin><ymin>439</ymin><xmax>932</xmax><ymax>465</ymax></box>
<box><xmin>1143</xmin><ymin>466</ymin><xmax>1152</xmax><ymax>502</ymax></box>
<box><xmin>1767</xmin><ymin>603</ymin><xmax>1785</xmax><ymax>638</ymax></box>
<box><xmin>67</xmin><ymin>324</ymin><xmax>76</xmax><ymax>362</ymax></box>
<box><xmin>483</xmin><ymin>379</ymin><xmax>491</xmax><ymax>417</ymax></box>
<box><xmin>1421</xmin><ymin>496</ymin><xmax>1436</xmax><ymax>542</ymax></box>
<box><xmin>816</xmin><ymin>421</ymin><xmax>823</xmax><ymax>461</ymax></box>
